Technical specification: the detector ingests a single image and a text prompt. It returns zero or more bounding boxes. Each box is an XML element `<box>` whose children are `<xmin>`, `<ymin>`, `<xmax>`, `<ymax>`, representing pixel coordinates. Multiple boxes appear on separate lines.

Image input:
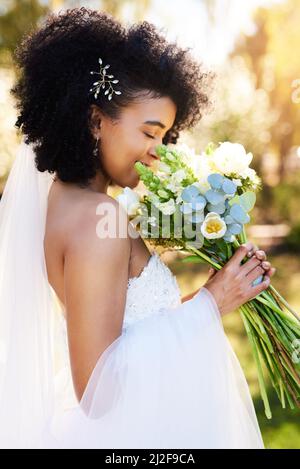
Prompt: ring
<box><xmin>252</xmin><ymin>275</ymin><xmax>263</xmax><ymax>287</ymax></box>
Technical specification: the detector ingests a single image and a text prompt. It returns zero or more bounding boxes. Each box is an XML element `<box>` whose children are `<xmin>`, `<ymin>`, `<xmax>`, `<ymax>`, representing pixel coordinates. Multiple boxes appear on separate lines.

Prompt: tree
<box><xmin>231</xmin><ymin>0</ymin><xmax>300</xmax><ymax>182</ymax></box>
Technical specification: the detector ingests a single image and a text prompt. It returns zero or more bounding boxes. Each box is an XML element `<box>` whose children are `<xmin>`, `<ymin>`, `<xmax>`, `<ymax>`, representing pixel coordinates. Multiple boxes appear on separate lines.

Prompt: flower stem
<box><xmin>186</xmin><ymin>246</ymin><xmax>221</xmax><ymax>270</ymax></box>
<box><xmin>269</xmin><ymin>285</ymin><xmax>300</xmax><ymax>322</ymax></box>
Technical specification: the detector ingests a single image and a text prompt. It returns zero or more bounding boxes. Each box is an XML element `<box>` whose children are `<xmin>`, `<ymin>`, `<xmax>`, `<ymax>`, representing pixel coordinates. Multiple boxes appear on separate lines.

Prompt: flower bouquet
<box><xmin>117</xmin><ymin>141</ymin><xmax>300</xmax><ymax>418</ymax></box>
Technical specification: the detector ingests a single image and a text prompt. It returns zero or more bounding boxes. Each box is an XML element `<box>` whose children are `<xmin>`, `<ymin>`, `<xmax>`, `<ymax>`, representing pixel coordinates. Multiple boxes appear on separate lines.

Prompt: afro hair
<box><xmin>11</xmin><ymin>7</ymin><xmax>215</xmax><ymax>186</ymax></box>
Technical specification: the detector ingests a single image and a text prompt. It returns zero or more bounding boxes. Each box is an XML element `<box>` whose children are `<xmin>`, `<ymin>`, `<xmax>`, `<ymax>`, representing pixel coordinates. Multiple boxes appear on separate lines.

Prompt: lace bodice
<box><xmin>123</xmin><ymin>251</ymin><xmax>182</xmax><ymax>330</ymax></box>
<box><xmin>57</xmin><ymin>251</ymin><xmax>181</xmax><ymax>339</ymax></box>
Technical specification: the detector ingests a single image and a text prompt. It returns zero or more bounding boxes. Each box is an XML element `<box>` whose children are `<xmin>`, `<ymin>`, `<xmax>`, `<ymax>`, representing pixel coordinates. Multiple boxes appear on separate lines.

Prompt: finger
<box><xmin>246</xmin><ymin>265</ymin><xmax>265</xmax><ymax>283</ymax></box>
<box><xmin>248</xmin><ymin>275</ymin><xmax>270</xmax><ymax>299</ymax></box>
<box><xmin>265</xmin><ymin>267</ymin><xmax>276</xmax><ymax>277</ymax></box>
<box><xmin>261</xmin><ymin>261</ymin><xmax>271</xmax><ymax>270</ymax></box>
<box><xmin>230</xmin><ymin>243</ymin><xmax>255</xmax><ymax>265</ymax></box>
<box><xmin>254</xmin><ymin>250</ymin><xmax>266</xmax><ymax>261</ymax></box>
<box><xmin>246</xmin><ymin>244</ymin><xmax>259</xmax><ymax>258</ymax></box>
<box><xmin>240</xmin><ymin>256</ymin><xmax>262</xmax><ymax>275</ymax></box>
<box><xmin>208</xmin><ymin>267</ymin><xmax>217</xmax><ymax>279</ymax></box>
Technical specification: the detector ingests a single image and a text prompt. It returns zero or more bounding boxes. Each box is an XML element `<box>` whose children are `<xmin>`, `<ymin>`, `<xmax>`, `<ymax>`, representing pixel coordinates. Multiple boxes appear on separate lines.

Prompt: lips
<box><xmin>135</xmin><ymin>161</ymin><xmax>150</xmax><ymax>167</ymax></box>
<box><xmin>135</xmin><ymin>155</ymin><xmax>159</xmax><ymax>168</ymax></box>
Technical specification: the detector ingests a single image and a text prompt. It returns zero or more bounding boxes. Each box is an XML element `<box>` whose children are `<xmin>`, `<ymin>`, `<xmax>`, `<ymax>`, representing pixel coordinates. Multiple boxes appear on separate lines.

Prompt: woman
<box><xmin>0</xmin><ymin>7</ymin><xmax>275</xmax><ymax>448</ymax></box>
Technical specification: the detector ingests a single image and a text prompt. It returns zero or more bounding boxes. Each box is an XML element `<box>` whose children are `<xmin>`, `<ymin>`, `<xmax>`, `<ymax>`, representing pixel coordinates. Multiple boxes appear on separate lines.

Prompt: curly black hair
<box><xmin>10</xmin><ymin>7</ymin><xmax>215</xmax><ymax>187</ymax></box>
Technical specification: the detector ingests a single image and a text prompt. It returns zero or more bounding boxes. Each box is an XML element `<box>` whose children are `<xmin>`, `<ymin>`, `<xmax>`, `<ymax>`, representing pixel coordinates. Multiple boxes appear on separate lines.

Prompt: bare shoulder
<box><xmin>65</xmin><ymin>192</ymin><xmax>131</xmax><ymax>254</ymax></box>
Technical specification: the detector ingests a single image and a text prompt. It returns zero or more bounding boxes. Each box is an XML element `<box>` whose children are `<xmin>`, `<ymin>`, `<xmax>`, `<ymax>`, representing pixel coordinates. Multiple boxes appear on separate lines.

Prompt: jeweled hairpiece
<box><xmin>89</xmin><ymin>57</ymin><xmax>122</xmax><ymax>101</ymax></box>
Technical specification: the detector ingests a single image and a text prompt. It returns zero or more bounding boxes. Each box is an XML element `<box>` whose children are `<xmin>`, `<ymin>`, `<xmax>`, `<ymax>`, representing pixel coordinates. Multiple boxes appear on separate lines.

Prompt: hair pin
<box><xmin>89</xmin><ymin>57</ymin><xmax>122</xmax><ymax>101</ymax></box>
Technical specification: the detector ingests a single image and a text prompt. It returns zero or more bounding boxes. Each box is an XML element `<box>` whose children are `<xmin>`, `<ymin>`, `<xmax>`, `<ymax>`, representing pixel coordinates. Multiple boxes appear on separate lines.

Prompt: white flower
<box><xmin>147</xmin><ymin>193</ymin><xmax>160</xmax><ymax>206</ymax></box>
<box><xmin>116</xmin><ymin>187</ymin><xmax>140</xmax><ymax>216</ymax></box>
<box><xmin>201</xmin><ymin>212</ymin><xmax>227</xmax><ymax>239</ymax></box>
<box><xmin>157</xmin><ymin>199</ymin><xmax>176</xmax><ymax>215</ymax></box>
<box><xmin>211</xmin><ymin>142</ymin><xmax>253</xmax><ymax>177</ymax></box>
<box><xmin>166</xmin><ymin>169</ymin><xmax>187</xmax><ymax>194</ymax></box>
<box><xmin>173</xmin><ymin>169</ymin><xmax>186</xmax><ymax>182</ymax></box>
<box><xmin>232</xmin><ymin>178</ymin><xmax>242</xmax><ymax>186</ymax></box>
<box><xmin>158</xmin><ymin>161</ymin><xmax>172</xmax><ymax>174</ymax></box>
<box><xmin>169</xmin><ymin>143</ymin><xmax>197</xmax><ymax>167</ymax></box>
<box><xmin>147</xmin><ymin>216</ymin><xmax>157</xmax><ymax>226</ymax></box>
<box><xmin>175</xmin><ymin>194</ymin><xmax>183</xmax><ymax>204</ymax></box>
<box><xmin>192</xmin><ymin>178</ymin><xmax>211</xmax><ymax>195</ymax></box>
<box><xmin>239</xmin><ymin>167</ymin><xmax>257</xmax><ymax>182</ymax></box>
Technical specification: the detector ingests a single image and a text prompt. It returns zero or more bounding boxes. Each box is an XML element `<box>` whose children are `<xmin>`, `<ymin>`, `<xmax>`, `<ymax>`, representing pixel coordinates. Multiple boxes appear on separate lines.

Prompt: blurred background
<box><xmin>0</xmin><ymin>0</ymin><xmax>299</xmax><ymax>448</ymax></box>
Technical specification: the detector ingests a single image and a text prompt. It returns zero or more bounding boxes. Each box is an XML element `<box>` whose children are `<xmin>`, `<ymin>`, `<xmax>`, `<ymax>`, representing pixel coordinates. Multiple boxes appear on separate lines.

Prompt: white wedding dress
<box><xmin>0</xmin><ymin>140</ymin><xmax>265</xmax><ymax>449</ymax></box>
<box><xmin>38</xmin><ymin>251</ymin><xmax>265</xmax><ymax>449</ymax></box>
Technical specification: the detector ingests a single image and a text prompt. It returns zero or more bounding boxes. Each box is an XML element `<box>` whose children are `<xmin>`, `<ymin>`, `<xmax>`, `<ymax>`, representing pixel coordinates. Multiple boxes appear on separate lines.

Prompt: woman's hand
<box><xmin>203</xmin><ymin>242</ymin><xmax>276</xmax><ymax>317</ymax></box>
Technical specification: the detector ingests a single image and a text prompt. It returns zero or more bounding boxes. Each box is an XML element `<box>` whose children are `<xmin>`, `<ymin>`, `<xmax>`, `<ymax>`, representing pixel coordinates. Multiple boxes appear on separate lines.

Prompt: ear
<box><xmin>89</xmin><ymin>104</ymin><xmax>103</xmax><ymax>138</ymax></box>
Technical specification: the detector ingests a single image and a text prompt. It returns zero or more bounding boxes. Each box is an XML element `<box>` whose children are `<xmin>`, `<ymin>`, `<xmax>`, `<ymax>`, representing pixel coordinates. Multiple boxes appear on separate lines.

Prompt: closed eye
<box><xmin>143</xmin><ymin>132</ymin><xmax>155</xmax><ymax>139</ymax></box>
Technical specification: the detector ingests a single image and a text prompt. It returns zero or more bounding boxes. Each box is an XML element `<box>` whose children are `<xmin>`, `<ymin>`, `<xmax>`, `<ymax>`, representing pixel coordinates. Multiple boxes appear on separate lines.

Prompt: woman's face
<box><xmin>91</xmin><ymin>95</ymin><xmax>177</xmax><ymax>188</ymax></box>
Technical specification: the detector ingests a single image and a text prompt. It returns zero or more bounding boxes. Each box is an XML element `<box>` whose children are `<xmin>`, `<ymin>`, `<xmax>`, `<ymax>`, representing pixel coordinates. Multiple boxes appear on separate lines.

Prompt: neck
<box><xmin>54</xmin><ymin>170</ymin><xmax>111</xmax><ymax>194</ymax></box>
<box><xmin>86</xmin><ymin>170</ymin><xmax>111</xmax><ymax>193</ymax></box>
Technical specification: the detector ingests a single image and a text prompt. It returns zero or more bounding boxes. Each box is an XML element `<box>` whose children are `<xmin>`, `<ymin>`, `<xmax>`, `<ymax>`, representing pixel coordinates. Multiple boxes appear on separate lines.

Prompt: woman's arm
<box><xmin>63</xmin><ymin>196</ymin><xmax>131</xmax><ymax>403</ymax></box>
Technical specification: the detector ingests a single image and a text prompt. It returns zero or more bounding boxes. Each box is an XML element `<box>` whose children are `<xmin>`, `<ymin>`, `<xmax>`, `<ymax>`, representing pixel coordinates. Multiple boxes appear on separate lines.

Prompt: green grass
<box><xmin>169</xmin><ymin>250</ymin><xmax>300</xmax><ymax>449</ymax></box>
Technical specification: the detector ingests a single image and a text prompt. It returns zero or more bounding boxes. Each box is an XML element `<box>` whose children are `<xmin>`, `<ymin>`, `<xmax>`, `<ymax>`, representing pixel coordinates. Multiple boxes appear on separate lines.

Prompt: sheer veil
<box><xmin>0</xmin><ymin>137</ymin><xmax>69</xmax><ymax>448</ymax></box>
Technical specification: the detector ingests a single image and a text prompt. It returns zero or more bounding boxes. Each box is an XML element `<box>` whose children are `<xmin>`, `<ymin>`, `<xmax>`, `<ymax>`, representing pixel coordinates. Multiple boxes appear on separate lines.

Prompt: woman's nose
<box><xmin>149</xmin><ymin>148</ymin><xmax>160</xmax><ymax>161</ymax></box>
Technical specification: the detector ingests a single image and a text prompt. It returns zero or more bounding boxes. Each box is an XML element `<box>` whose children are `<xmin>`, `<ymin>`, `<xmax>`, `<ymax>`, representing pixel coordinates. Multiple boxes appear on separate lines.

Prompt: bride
<box><xmin>0</xmin><ymin>7</ymin><xmax>275</xmax><ymax>449</ymax></box>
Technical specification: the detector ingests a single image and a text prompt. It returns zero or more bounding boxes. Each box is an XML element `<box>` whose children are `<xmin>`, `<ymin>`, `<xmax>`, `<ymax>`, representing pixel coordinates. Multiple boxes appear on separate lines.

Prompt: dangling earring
<box><xmin>93</xmin><ymin>136</ymin><xmax>99</xmax><ymax>157</ymax></box>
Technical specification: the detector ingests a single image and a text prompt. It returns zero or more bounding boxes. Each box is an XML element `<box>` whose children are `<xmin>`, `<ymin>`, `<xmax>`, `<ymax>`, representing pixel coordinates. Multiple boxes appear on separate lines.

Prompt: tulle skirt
<box><xmin>38</xmin><ymin>287</ymin><xmax>264</xmax><ymax>449</ymax></box>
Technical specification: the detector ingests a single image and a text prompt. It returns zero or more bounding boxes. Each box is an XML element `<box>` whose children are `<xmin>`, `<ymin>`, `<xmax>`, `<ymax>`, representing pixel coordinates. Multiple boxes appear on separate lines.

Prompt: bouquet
<box><xmin>117</xmin><ymin>141</ymin><xmax>300</xmax><ymax>418</ymax></box>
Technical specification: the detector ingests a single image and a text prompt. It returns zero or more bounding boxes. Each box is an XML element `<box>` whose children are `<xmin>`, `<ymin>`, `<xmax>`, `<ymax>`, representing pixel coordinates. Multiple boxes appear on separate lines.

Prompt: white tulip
<box><xmin>201</xmin><ymin>212</ymin><xmax>227</xmax><ymax>239</ymax></box>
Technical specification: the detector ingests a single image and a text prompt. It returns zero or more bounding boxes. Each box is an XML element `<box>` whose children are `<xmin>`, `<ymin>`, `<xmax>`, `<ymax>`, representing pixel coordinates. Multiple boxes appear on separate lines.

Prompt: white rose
<box><xmin>211</xmin><ymin>142</ymin><xmax>253</xmax><ymax>177</ymax></box>
<box><xmin>116</xmin><ymin>187</ymin><xmax>140</xmax><ymax>216</ymax></box>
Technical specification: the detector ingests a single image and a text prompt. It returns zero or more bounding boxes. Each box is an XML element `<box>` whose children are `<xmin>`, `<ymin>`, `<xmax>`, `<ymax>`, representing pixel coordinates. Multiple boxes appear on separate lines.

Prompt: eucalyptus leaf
<box><xmin>228</xmin><ymin>194</ymin><xmax>240</xmax><ymax>206</ymax></box>
<box><xmin>239</xmin><ymin>191</ymin><xmax>256</xmax><ymax>212</ymax></box>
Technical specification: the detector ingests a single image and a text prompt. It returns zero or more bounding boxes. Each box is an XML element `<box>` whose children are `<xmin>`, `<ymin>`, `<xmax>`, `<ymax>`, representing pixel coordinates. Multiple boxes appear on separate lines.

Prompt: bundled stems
<box><xmin>186</xmin><ymin>237</ymin><xmax>300</xmax><ymax>417</ymax></box>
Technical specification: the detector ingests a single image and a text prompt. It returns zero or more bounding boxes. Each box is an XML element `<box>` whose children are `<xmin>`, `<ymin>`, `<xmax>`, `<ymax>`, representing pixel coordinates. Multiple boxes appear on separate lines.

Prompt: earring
<box><xmin>93</xmin><ymin>136</ymin><xmax>99</xmax><ymax>157</ymax></box>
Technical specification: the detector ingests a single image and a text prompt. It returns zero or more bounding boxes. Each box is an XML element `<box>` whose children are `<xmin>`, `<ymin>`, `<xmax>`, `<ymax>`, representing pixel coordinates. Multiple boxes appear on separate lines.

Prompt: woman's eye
<box><xmin>144</xmin><ymin>132</ymin><xmax>155</xmax><ymax>139</ymax></box>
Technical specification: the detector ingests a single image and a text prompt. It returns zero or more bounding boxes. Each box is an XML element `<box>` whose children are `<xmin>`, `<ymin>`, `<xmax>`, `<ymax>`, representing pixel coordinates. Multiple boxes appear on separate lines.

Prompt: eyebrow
<box><xmin>143</xmin><ymin>120</ymin><xmax>166</xmax><ymax>129</ymax></box>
